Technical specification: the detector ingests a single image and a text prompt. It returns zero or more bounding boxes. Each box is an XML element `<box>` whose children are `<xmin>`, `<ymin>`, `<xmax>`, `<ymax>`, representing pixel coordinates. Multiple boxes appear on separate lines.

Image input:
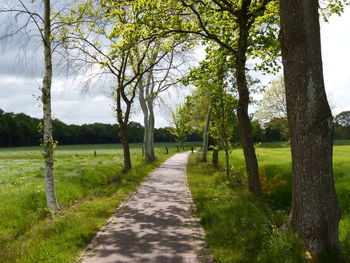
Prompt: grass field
<box><xmin>0</xmin><ymin>142</ymin><xmax>198</xmax><ymax>263</ymax></box>
<box><xmin>187</xmin><ymin>141</ymin><xmax>350</xmax><ymax>263</ymax></box>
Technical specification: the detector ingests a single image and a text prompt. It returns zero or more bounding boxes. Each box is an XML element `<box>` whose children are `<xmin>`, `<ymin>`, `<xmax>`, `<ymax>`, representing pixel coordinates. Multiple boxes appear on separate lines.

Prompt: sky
<box><xmin>0</xmin><ymin>7</ymin><xmax>349</xmax><ymax>128</ymax></box>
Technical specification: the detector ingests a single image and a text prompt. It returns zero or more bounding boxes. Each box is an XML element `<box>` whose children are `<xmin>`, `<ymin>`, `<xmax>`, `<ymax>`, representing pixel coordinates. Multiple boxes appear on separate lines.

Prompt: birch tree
<box><xmin>0</xmin><ymin>0</ymin><xmax>60</xmax><ymax>210</ymax></box>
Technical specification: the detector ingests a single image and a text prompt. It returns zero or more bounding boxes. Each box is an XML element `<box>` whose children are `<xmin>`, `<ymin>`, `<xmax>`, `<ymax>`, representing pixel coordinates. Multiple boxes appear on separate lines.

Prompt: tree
<box><xmin>137</xmin><ymin>44</ymin><xmax>187</xmax><ymax>162</ymax></box>
<box><xmin>334</xmin><ymin>111</ymin><xmax>350</xmax><ymax>139</ymax></box>
<box><xmin>211</xmin><ymin>91</ymin><xmax>238</xmax><ymax>177</ymax></box>
<box><xmin>167</xmin><ymin>103</ymin><xmax>192</xmax><ymax>150</ymax></box>
<box><xmin>172</xmin><ymin>0</ymin><xmax>279</xmax><ymax>195</ymax></box>
<box><xmin>185</xmin><ymin>47</ymin><xmax>238</xmax><ymax>175</ymax></box>
<box><xmin>1</xmin><ymin>0</ymin><xmax>60</xmax><ymax>210</ymax></box>
<box><xmin>255</xmin><ymin>75</ymin><xmax>289</xmax><ymax>139</ymax></box>
<box><xmin>105</xmin><ymin>0</ymin><xmax>282</xmax><ymax>195</ymax></box>
<box><xmin>202</xmin><ymin>107</ymin><xmax>212</xmax><ymax>162</ymax></box>
<box><xmin>59</xmin><ymin>1</ymin><xmax>171</xmax><ymax>170</ymax></box>
<box><xmin>280</xmin><ymin>0</ymin><xmax>341</xmax><ymax>257</ymax></box>
<box><xmin>335</xmin><ymin>111</ymin><xmax>350</xmax><ymax>127</ymax></box>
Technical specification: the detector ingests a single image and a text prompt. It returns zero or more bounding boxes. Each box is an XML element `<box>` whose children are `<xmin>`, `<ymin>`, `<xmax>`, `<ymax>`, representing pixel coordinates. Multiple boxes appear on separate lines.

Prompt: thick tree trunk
<box><xmin>120</xmin><ymin>125</ymin><xmax>132</xmax><ymax>171</ymax></box>
<box><xmin>235</xmin><ymin>8</ymin><xmax>262</xmax><ymax>196</ymax></box>
<box><xmin>280</xmin><ymin>0</ymin><xmax>341</xmax><ymax>256</ymax></box>
<box><xmin>201</xmin><ymin>107</ymin><xmax>212</xmax><ymax>162</ymax></box>
<box><xmin>42</xmin><ymin>0</ymin><xmax>59</xmax><ymax>211</ymax></box>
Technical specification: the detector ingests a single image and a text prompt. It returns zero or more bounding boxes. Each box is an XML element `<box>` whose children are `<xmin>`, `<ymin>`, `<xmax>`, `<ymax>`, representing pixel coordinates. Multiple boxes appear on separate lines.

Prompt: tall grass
<box><xmin>0</xmin><ymin>142</ymin><xmax>198</xmax><ymax>263</ymax></box>
<box><xmin>187</xmin><ymin>141</ymin><xmax>350</xmax><ymax>262</ymax></box>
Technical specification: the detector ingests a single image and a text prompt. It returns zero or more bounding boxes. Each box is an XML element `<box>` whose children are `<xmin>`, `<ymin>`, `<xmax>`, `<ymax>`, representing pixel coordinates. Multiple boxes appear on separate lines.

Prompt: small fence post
<box><xmin>165</xmin><ymin>146</ymin><xmax>169</xmax><ymax>154</ymax></box>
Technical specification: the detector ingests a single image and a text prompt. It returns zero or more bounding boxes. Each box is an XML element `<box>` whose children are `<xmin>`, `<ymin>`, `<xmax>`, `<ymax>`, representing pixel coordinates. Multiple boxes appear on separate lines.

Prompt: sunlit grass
<box><xmin>187</xmin><ymin>141</ymin><xmax>350</xmax><ymax>262</ymax></box>
<box><xmin>0</xmin><ymin>142</ymin><xmax>198</xmax><ymax>263</ymax></box>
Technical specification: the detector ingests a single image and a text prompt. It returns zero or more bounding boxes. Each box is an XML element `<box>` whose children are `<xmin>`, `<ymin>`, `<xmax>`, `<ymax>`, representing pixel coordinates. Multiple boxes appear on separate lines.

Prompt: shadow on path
<box><xmin>80</xmin><ymin>152</ymin><xmax>210</xmax><ymax>263</ymax></box>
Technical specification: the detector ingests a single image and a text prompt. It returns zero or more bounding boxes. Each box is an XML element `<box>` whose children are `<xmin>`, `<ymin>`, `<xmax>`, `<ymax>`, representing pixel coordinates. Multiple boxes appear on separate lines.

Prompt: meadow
<box><xmin>0</xmin><ymin>142</ymin><xmax>198</xmax><ymax>263</ymax></box>
<box><xmin>187</xmin><ymin>141</ymin><xmax>350</xmax><ymax>263</ymax></box>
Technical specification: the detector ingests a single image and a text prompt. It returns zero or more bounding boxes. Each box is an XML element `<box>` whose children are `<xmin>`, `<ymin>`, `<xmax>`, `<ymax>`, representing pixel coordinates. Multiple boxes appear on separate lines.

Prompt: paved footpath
<box><xmin>80</xmin><ymin>152</ymin><xmax>210</xmax><ymax>263</ymax></box>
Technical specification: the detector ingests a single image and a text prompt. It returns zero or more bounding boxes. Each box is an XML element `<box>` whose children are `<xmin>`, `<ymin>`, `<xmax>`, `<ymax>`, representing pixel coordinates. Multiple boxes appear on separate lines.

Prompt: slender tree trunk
<box><xmin>146</xmin><ymin>98</ymin><xmax>156</xmax><ymax>161</ymax></box>
<box><xmin>42</xmin><ymin>0</ymin><xmax>59</xmax><ymax>211</ymax></box>
<box><xmin>212</xmin><ymin>139</ymin><xmax>219</xmax><ymax>168</ymax></box>
<box><xmin>201</xmin><ymin>107</ymin><xmax>212</xmax><ymax>162</ymax></box>
<box><xmin>280</xmin><ymin>0</ymin><xmax>341</xmax><ymax>256</ymax></box>
<box><xmin>224</xmin><ymin>140</ymin><xmax>230</xmax><ymax>177</ymax></box>
<box><xmin>139</xmin><ymin>85</ymin><xmax>148</xmax><ymax>158</ymax></box>
<box><xmin>120</xmin><ymin>125</ymin><xmax>131</xmax><ymax>171</ymax></box>
<box><xmin>235</xmin><ymin>5</ymin><xmax>262</xmax><ymax>196</ymax></box>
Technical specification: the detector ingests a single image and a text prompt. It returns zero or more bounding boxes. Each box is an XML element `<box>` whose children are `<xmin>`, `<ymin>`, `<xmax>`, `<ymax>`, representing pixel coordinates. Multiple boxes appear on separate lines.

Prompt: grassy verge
<box><xmin>0</xmin><ymin>143</ymin><xmax>194</xmax><ymax>263</ymax></box>
<box><xmin>187</xmin><ymin>141</ymin><xmax>350</xmax><ymax>262</ymax></box>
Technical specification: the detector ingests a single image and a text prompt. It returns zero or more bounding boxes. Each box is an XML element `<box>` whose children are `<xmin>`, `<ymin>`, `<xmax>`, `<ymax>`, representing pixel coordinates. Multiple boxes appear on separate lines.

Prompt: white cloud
<box><xmin>0</xmin><ymin>8</ymin><xmax>349</xmax><ymax>127</ymax></box>
<box><xmin>321</xmin><ymin>8</ymin><xmax>350</xmax><ymax>115</ymax></box>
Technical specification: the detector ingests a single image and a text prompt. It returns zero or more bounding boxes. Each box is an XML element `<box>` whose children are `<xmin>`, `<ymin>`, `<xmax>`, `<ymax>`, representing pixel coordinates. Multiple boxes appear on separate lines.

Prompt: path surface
<box><xmin>80</xmin><ymin>152</ymin><xmax>210</xmax><ymax>263</ymax></box>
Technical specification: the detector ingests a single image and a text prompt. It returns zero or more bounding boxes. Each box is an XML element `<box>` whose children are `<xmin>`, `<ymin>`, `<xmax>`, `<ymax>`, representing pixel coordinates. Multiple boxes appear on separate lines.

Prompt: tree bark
<box><xmin>42</xmin><ymin>0</ymin><xmax>59</xmax><ymax>211</ymax></box>
<box><xmin>120</xmin><ymin>125</ymin><xmax>132</xmax><ymax>171</ymax></box>
<box><xmin>280</xmin><ymin>0</ymin><xmax>341</xmax><ymax>256</ymax></box>
<box><xmin>212</xmin><ymin>139</ymin><xmax>219</xmax><ymax>168</ymax></box>
<box><xmin>139</xmin><ymin>78</ymin><xmax>156</xmax><ymax>162</ymax></box>
<box><xmin>224</xmin><ymin>140</ymin><xmax>230</xmax><ymax>177</ymax></box>
<box><xmin>235</xmin><ymin>3</ymin><xmax>262</xmax><ymax>196</ymax></box>
<box><xmin>145</xmin><ymin>97</ymin><xmax>156</xmax><ymax>161</ymax></box>
<box><xmin>201</xmin><ymin>107</ymin><xmax>212</xmax><ymax>162</ymax></box>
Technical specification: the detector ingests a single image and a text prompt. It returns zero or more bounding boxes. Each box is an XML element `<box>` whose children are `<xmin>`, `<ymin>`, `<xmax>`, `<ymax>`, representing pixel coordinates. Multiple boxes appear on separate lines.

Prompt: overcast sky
<box><xmin>0</xmin><ymin>8</ymin><xmax>349</xmax><ymax>128</ymax></box>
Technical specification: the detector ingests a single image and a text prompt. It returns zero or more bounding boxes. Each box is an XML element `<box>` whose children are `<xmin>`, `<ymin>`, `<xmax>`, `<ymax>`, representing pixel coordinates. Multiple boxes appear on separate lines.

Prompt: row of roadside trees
<box><xmin>1</xmin><ymin>0</ymin><xmax>349</xmax><ymax>259</ymax></box>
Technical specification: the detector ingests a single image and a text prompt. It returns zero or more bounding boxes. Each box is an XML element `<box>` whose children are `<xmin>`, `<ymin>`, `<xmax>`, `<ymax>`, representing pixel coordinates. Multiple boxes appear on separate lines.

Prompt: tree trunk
<box><xmin>280</xmin><ymin>0</ymin><xmax>341</xmax><ymax>256</ymax></box>
<box><xmin>42</xmin><ymin>0</ymin><xmax>59</xmax><ymax>211</ymax></box>
<box><xmin>212</xmin><ymin>139</ymin><xmax>219</xmax><ymax>168</ymax></box>
<box><xmin>224</xmin><ymin>140</ymin><xmax>230</xmax><ymax>177</ymax></box>
<box><xmin>201</xmin><ymin>107</ymin><xmax>212</xmax><ymax>162</ymax></box>
<box><xmin>146</xmin><ymin>98</ymin><xmax>156</xmax><ymax>161</ymax></box>
<box><xmin>120</xmin><ymin>125</ymin><xmax>132</xmax><ymax>171</ymax></box>
<box><xmin>139</xmin><ymin>78</ymin><xmax>156</xmax><ymax>162</ymax></box>
<box><xmin>235</xmin><ymin>8</ymin><xmax>262</xmax><ymax>196</ymax></box>
<box><xmin>139</xmin><ymin>85</ymin><xmax>149</xmax><ymax>158</ymax></box>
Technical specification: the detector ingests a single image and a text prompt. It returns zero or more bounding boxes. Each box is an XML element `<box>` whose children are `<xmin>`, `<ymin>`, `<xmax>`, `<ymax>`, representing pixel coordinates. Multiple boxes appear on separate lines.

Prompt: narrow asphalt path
<box><xmin>80</xmin><ymin>152</ymin><xmax>210</xmax><ymax>263</ymax></box>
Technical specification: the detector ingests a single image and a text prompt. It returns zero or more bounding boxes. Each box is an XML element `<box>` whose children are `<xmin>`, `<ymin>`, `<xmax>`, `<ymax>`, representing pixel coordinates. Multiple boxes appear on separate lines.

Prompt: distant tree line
<box><xmin>250</xmin><ymin>115</ymin><xmax>350</xmax><ymax>143</ymax></box>
<box><xmin>0</xmin><ymin>109</ymin><xmax>202</xmax><ymax>147</ymax></box>
<box><xmin>2</xmin><ymin>108</ymin><xmax>349</xmax><ymax>148</ymax></box>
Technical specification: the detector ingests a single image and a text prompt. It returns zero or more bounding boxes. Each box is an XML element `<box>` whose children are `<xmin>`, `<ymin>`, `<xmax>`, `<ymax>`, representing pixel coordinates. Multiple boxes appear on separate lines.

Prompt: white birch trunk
<box><xmin>42</xmin><ymin>0</ymin><xmax>59</xmax><ymax>211</ymax></box>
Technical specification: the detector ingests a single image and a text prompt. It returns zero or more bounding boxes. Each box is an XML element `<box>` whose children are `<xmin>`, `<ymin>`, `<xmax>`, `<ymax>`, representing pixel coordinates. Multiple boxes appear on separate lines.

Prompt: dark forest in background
<box><xmin>1</xmin><ymin>109</ymin><xmax>349</xmax><ymax>147</ymax></box>
<box><xmin>0</xmin><ymin>109</ymin><xmax>202</xmax><ymax>147</ymax></box>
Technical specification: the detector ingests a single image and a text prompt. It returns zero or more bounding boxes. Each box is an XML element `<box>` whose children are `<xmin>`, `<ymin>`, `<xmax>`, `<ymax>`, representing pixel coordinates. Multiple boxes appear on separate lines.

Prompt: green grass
<box><xmin>187</xmin><ymin>141</ymin><xmax>350</xmax><ymax>263</ymax></box>
<box><xmin>0</xmin><ymin>142</ymin><xmax>198</xmax><ymax>263</ymax></box>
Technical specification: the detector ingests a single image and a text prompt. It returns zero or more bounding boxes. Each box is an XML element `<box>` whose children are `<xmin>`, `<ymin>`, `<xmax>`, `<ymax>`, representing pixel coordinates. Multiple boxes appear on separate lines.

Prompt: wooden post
<box><xmin>165</xmin><ymin>146</ymin><xmax>169</xmax><ymax>154</ymax></box>
<box><xmin>94</xmin><ymin>151</ymin><xmax>97</xmax><ymax>157</ymax></box>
